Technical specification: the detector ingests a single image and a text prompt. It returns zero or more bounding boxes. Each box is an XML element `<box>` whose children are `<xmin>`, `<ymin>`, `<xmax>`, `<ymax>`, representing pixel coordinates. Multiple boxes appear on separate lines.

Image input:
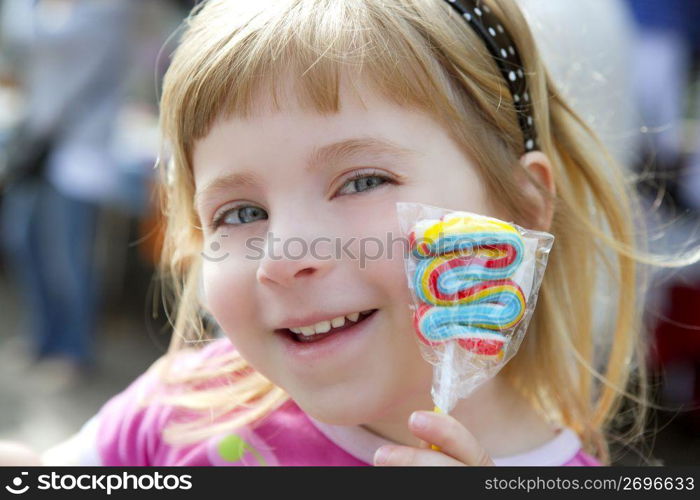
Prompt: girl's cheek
<box><xmin>352</xmin><ymin>215</ymin><xmax>415</xmax><ymax>311</ymax></box>
<box><xmin>201</xmin><ymin>260</ymin><xmax>256</xmax><ymax>329</ymax></box>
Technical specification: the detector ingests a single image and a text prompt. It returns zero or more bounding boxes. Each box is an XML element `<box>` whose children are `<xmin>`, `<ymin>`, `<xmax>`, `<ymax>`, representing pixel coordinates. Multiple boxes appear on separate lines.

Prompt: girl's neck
<box><xmin>362</xmin><ymin>375</ymin><xmax>558</xmax><ymax>458</ymax></box>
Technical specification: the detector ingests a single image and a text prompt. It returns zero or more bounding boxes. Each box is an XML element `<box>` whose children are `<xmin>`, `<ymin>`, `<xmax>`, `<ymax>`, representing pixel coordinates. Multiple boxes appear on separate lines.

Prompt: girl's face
<box><xmin>193</xmin><ymin>78</ymin><xmax>503</xmax><ymax>426</ymax></box>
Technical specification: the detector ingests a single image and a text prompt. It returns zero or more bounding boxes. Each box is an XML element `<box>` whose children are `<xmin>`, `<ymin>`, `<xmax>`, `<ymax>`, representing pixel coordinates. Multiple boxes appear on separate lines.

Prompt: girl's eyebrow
<box><xmin>194</xmin><ymin>136</ymin><xmax>418</xmax><ymax>209</ymax></box>
<box><xmin>194</xmin><ymin>171</ymin><xmax>258</xmax><ymax>213</ymax></box>
<box><xmin>306</xmin><ymin>136</ymin><xmax>419</xmax><ymax>172</ymax></box>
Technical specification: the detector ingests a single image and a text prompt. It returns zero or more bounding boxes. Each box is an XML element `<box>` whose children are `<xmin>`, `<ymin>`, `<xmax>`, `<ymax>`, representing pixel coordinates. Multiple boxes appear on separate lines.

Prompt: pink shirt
<box><xmin>74</xmin><ymin>339</ymin><xmax>600</xmax><ymax>466</ymax></box>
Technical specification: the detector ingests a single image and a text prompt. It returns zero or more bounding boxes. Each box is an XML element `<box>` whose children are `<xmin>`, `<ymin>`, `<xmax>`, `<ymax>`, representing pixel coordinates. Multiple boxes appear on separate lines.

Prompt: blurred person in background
<box><xmin>0</xmin><ymin>0</ymin><xmax>136</xmax><ymax>386</ymax></box>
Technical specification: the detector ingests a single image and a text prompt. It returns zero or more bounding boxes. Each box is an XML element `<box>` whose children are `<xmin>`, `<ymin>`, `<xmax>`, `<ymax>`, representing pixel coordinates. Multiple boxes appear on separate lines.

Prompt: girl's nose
<box><xmin>255</xmin><ymin>233</ymin><xmax>333</xmax><ymax>288</ymax></box>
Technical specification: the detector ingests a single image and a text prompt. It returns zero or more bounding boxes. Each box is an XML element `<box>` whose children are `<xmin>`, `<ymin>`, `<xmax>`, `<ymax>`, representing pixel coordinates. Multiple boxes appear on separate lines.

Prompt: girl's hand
<box><xmin>373</xmin><ymin>411</ymin><xmax>494</xmax><ymax>466</ymax></box>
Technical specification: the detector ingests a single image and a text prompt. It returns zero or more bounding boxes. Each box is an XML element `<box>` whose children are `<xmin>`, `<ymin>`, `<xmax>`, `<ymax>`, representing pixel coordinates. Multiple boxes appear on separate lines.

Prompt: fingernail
<box><xmin>374</xmin><ymin>446</ymin><xmax>392</xmax><ymax>466</ymax></box>
<box><xmin>409</xmin><ymin>411</ymin><xmax>430</xmax><ymax>430</ymax></box>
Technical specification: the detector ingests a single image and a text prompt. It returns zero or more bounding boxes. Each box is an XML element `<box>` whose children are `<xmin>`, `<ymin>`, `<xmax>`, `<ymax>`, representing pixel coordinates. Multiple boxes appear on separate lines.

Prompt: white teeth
<box><xmin>300</xmin><ymin>326</ymin><xmax>315</xmax><ymax>336</ymax></box>
<box><xmin>289</xmin><ymin>310</ymin><xmax>370</xmax><ymax>336</ymax></box>
<box><xmin>312</xmin><ymin>320</ymin><xmax>331</xmax><ymax>334</ymax></box>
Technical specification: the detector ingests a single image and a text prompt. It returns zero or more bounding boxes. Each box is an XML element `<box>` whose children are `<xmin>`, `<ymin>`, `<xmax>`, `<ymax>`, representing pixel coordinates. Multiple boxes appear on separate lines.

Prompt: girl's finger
<box><xmin>408</xmin><ymin>411</ymin><xmax>494</xmax><ymax>466</ymax></box>
<box><xmin>373</xmin><ymin>445</ymin><xmax>464</xmax><ymax>466</ymax></box>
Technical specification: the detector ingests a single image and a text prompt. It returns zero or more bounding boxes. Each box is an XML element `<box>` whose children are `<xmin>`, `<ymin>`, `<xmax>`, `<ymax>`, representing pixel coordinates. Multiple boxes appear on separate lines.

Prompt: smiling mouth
<box><xmin>277</xmin><ymin>309</ymin><xmax>378</xmax><ymax>343</ymax></box>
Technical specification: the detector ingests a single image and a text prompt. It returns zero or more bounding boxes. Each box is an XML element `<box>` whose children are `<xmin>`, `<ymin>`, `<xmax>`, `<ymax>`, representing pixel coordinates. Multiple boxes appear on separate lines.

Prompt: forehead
<box><xmin>191</xmin><ymin>75</ymin><xmax>443</xmax><ymax>185</ymax></box>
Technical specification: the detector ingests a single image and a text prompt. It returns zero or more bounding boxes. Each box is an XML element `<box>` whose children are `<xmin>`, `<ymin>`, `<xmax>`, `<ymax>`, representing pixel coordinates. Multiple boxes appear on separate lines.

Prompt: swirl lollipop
<box><xmin>398</xmin><ymin>204</ymin><xmax>554</xmax><ymax>414</ymax></box>
<box><xmin>412</xmin><ymin>213</ymin><xmax>526</xmax><ymax>360</ymax></box>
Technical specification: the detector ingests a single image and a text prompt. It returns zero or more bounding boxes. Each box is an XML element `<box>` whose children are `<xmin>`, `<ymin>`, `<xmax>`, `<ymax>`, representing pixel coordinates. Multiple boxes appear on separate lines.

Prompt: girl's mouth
<box><xmin>280</xmin><ymin>309</ymin><xmax>378</xmax><ymax>344</ymax></box>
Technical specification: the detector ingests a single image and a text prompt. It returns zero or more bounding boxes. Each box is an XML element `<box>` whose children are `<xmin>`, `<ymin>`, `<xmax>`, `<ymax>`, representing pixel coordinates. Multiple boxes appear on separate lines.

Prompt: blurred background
<box><xmin>0</xmin><ymin>0</ymin><xmax>698</xmax><ymax>465</ymax></box>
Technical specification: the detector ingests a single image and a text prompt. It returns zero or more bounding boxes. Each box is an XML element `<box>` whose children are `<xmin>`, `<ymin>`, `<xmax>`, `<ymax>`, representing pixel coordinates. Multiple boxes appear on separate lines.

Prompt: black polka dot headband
<box><xmin>442</xmin><ymin>0</ymin><xmax>537</xmax><ymax>152</ymax></box>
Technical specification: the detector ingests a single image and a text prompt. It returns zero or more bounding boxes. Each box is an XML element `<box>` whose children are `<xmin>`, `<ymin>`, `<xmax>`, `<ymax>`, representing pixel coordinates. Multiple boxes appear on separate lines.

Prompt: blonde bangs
<box><xmin>161</xmin><ymin>0</ymin><xmax>528</xmax><ymax>162</ymax></box>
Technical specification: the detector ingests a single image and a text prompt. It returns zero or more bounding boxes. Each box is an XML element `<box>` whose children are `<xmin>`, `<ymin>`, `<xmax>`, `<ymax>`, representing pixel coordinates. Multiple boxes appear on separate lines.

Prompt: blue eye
<box><xmin>337</xmin><ymin>173</ymin><xmax>391</xmax><ymax>196</ymax></box>
<box><xmin>212</xmin><ymin>205</ymin><xmax>267</xmax><ymax>229</ymax></box>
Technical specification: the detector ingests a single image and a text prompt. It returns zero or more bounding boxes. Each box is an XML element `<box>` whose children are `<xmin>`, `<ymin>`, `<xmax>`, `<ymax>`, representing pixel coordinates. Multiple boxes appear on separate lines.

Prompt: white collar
<box><xmin>308</xmin><ymin>417</ymin><xmax>583</xmax><ymax>466</ymax></box>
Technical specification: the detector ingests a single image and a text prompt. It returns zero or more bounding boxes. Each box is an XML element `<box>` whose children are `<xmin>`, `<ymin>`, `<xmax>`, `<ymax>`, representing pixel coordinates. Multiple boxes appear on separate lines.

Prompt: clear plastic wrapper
<box><xmin>396</xmin><ymin>202</ymin><xmax>554</xmax><ymax>414</ymax></box>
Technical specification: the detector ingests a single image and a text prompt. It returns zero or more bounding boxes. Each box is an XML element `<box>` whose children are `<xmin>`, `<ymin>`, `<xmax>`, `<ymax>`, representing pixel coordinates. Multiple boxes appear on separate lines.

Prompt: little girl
<box><xmin>8</xmin><ymin>0</ymin><xmax>674</xmax><ymax>466</ymax></box>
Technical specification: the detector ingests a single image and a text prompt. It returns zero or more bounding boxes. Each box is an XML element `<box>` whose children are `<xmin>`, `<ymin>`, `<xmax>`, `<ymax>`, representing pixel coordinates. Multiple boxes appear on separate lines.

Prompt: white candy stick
<box><xmin>436</xmin><ymin>340</ymin><xmax>456</xmax><ymax>413</ymax></box>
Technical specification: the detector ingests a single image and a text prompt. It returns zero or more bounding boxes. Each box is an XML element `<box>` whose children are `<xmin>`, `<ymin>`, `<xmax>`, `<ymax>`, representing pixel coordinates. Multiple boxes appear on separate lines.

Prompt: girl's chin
<box><xmin>291</xmin><ymin>391</ymin><xmax>393</xmax><ymax>427</ymax></box>
<box><xmin>290</xmin><ymin>384</ymin><xmax>432</xmax><ymax>428</ymax></box>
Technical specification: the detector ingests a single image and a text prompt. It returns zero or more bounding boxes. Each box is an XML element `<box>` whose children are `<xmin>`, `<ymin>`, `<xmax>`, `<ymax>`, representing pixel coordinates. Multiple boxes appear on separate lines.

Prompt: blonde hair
<box><xmin>153</xmin><ymin>0</ymin><xmax>698</xmax><ymax>462</ymax></box>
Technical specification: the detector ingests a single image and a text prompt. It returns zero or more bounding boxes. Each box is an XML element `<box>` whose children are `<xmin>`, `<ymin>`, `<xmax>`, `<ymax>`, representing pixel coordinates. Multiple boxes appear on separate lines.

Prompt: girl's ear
<box><xmin>516</xmin><ymin>151</ymin><xmax>556</xmax><ymax>232</ymax></box>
